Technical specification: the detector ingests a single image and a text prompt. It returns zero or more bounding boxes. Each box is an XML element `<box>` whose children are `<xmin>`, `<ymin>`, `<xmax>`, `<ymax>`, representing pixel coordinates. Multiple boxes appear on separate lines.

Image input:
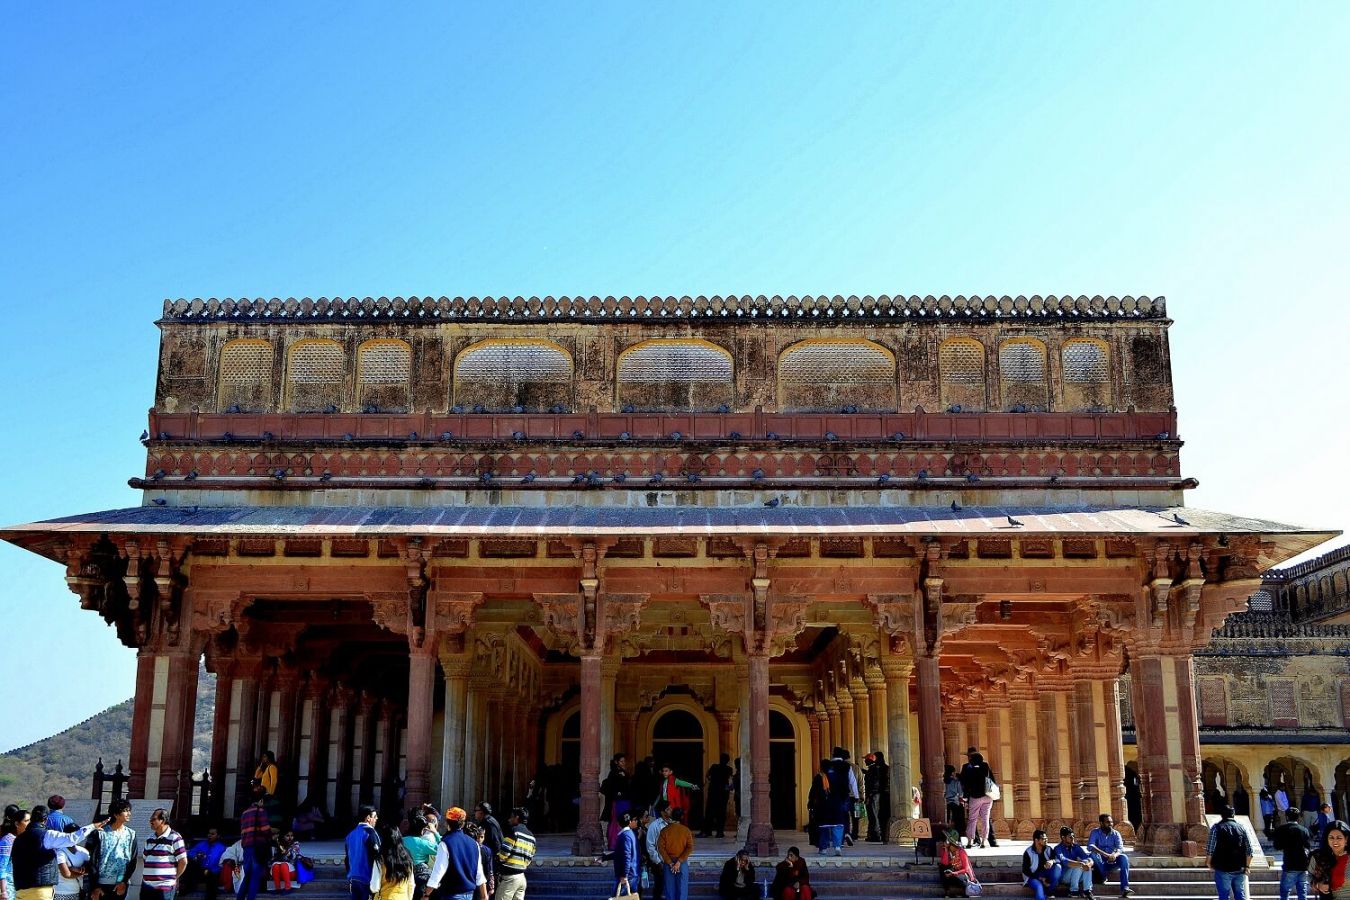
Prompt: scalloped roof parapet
<box><xmin>160</xmin><ymin>294</ymin><xmax>1168</xmax><ymax>324</ymax></box>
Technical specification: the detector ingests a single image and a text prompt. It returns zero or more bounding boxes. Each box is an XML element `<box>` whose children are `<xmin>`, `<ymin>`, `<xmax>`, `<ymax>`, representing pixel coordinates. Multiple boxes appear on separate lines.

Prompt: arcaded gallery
<box><xmin>2</xmin><ymin>294</ymin><xmax>1334</xmax><ymax>856</ymax></box>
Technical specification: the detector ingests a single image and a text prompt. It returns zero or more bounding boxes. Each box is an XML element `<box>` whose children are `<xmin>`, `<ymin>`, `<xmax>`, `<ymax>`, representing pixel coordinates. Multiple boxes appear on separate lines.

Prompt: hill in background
<box><xmin>0</xmin><ymin>666</ymin><xmax>215</xmax><ymax>805</ymax></box>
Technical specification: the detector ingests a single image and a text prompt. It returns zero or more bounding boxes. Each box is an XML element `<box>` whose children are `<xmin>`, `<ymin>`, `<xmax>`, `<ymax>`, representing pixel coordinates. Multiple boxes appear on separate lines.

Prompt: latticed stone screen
<box><xmin>218</xmin><ymin>339</ymin><xmax>274</xmax><ymax>412</ymax></box>
<box><xmin>1269</xmin><ymin>680</ymin><xmax>1298</xmax><ymax>727</ymax></box>
<box><xmin>617</xmin><ymin>340</ymin><xmax>734</xmax><ymax>411</ymax></box>
<box><xmin>286</xmin><ymin>340</ymin><xmax>345</xmax><ymax>412</ymax></box>
<box><xmin>1198</xmin><ymin>677</ymin><xmax>1228</xmax><ymax>726</ymax></box>
<box><xmin>998</xmin><ymin>339</ymin><xmax>1049</xmax><ymax>411</ymax></box>
<box><xmin>779</xmin><ymin>339</ymin><xmax>896</xmax><ymax>410</ymax></box>
<box><xmin>454</xmin><ymin>340</ymin><xmax>572</xmax><ymax>411</ymax></box>
<box><xmin>357</xmin><ymin>339</ymin><xmax>412</xmax><ymax>411</ymax></box>
<box><xmin>1247</xmin><ymin>589</ymin><xmax>1274</xmax><ymax>612</ymax></box>
<box><xmin>938</xmin><ymin>339</ymin><xmax>986</xmax><ymax>411</ymax></box>
<box><xmin>1061</xmin><ymin>339</ymin><xmax>1111</xmax><ymax>410</ymax></box>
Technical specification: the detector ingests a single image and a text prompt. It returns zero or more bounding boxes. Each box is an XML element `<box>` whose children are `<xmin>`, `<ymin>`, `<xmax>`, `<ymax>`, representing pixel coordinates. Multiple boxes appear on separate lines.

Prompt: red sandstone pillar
<box><xmin>824</xmin><ymin>694</ymin><xmax>842</xmax><ymax>754</ymax></box>
<box><xmin>850</xmin><ymin>677</ymin><xmax>872</xmax><ymax>760</ymax></box>
<box><xmin>208</xmin><ymin>662</ymin><xmax>235</xmax><ymax>818</ymax></box>
<box><xmin>331</xmin><ymin>684</ymin><xmax>356</xmax><ymax>820</ymax></box>
<box><xmin>747</xmin><ymin>651</ymin><xmax>776</xmax><ymax>855</ymax></box>
<box><xmin>439</xmin><ymin>648</ymin><xmax>472</xmax><ymax>805</ymax></box>
<box><xmin>382</xmin><ymin>703</ymin><xmax>403</xmax><ymax>811</ymax></box>
<box><xmin>300</xmin><ymin>676</ymin><xmax>330</xmax><ymax>811</ymax></box>
<box><xmin>274</xmin><ymin>669</ymin><xmax>302</xmax><ymax>806</ymax></box>
<box><xmin>404</xmin><ymin>643</ymin><xmax>436</xmax><ymax>808</ymax></box>
<box><xmin>837</xmin><ymin>687</ymin><xmax>856</xmax><ymax>760</ymax></box>
<box><xmin>360</xmin><ymin>692</ymin><xmax>380</xmax><ymax>804</ymax></box>
<box><xmin>881</xmin><ymin>656</ymin><xmax>914</xmax><ymax>836</ymax></box>
<box><xmin>127</xmin><ymin>651</ymin><xmax>156</xmax><ymax>798</ymax></box>
<box><xmin>1071</xmin><ymin>677</ymin><xmax>1102</xmax><ymax>832</ymax></box>
<box><xmin>865</xmin><ymin>668</ymin><xmax>888</xmax><ymax>759</ymax></box>
<box><xmin>807</xmin><ymin>712</ymin><xmax>822</xmax><ymax>778</ymax></box>
<box><xmin>915</xmin><ymin>653</ymin><xmax>946</xmax><ymax>823</ymax></box>
<box><xmin>1010</xmin><ymin>692</ymin><xmax>1043</xmax><ymax>835</ymax></box>
<box><xmin>1131</xmin><ymin>652</ymin><xmax>1207</xmax><ymax>853</ymax></box>
<box><xmin>233</xmin><ymin>662</ymin><xmax>262</xmax><ymax>814</ymax></box>
<box><xmin>985</xmin><ymin>702</ymin><xmax>1006</xmax><ymax>837</ymax></box>
<box><xmin>1102</xmin><ymin>678</ymin><xmax>1131</xmax><ymax>835</ymax></box>
<box><xmin>574</xmin><ymin>653</ymin><xmax>606</xmax><ymax>854</ymax></box>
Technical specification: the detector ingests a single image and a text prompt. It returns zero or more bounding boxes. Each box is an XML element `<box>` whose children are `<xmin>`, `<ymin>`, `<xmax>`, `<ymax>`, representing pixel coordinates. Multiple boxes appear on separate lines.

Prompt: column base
<box><xmin>745</xmin><ymin>823</ymin><xmax>776</xmax><ymax>857</ymax></box>
<box><xmin>887</xmin><ymin>817</ymin><xmax>916</xmax><ymax>844</ymax></box>
<box><xmin>573</xmin><ymin>821</ymin><xmax>606</xmax><ymax>856</ymax></box>
<box><xmin>1135</xmin><ymin>821</ymin><xmax>1208</xmax><ymax>855</ymax></box>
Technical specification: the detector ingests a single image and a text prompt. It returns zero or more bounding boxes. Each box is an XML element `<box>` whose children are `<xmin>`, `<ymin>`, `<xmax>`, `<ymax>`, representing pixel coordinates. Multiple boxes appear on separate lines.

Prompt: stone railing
<box><xmin>160</xmin><ymin>294</ymin><xmax>1168</xmax><ymax>323</ymax></box>
<box><xmin>1209</xmin><ymin>611</ymin><xmax>1350</xmax><ymax>640</ymax></box>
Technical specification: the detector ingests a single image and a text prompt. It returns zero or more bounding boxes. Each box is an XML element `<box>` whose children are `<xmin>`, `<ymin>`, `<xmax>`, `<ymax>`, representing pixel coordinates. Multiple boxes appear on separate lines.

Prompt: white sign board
<box><xmin>1203</xmin><ymin>814</ymin><xmax>1269</xmax><ymax>867</ymax></box>
<box><xmin>60</xmin><ymin>799</ymin><xmax>99</xmax><ymax>828</ymax></box>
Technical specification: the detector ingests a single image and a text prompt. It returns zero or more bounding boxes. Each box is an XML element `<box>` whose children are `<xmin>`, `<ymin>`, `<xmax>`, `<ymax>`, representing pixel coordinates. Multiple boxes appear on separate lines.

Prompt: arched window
<box><xmin>218</xmin><ymin>339</ymin><xmax>274</xmax><ymax>412</ymax></box>
<box><xmin>285</xmin><ymin>339</ymin><xmax>345</xmax><ymax>412</ymax></box>
<box><xmin>617</xmin><ymin>339</ymin><xmax>733</xmax><ymax>411</ymax></box>
<box><xmin>777</xmin><ymin>338</ymin><xmax>896</xmax><ymax>411</ymax></box>
<box><xmin>453</xmin><ymin>339</ymin><xmax>573</xmax><ymax>411</ymax></box>
<box><xmin>357</xmin><ymin>339</ymin><xmax>412</xmax><ymax>412</ymax></box>
<box><xmin>938</xmin><ymin>338</ymin><xmax>986</xmax><ymax>411</ymax></box>
<box><xmin>1061</xmin><ymin>338</ymin><xmax>1111</xmax><ymax>410</ymax></box>
<box><xmin>998</xmin><ymin>338</ymin><xmax>1048</xmax><ymax>411</ymax></box>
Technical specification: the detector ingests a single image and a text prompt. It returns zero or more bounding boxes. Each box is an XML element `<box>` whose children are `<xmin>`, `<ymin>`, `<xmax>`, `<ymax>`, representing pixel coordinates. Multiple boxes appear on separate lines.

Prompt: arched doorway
<box><xmin>1335</xmin><ymin>759</ymin><xmax>1350</xmax><ymax>821</ymax></box>
<box><xmin>1202</xmin><ymin>757</ymin><xmax>1251</xmax><ymax>816</ymax></box>
<box><xmin>1264</xmin><ymin>756</ymin><xmax>1321</xmax><ymax>815</ymax></box>
<box><xmin>652</xmin><ymin>708</ymin><xmax>706</xmax><ymax>829</ymax></box>
<box><xmin>556</xmin><ymin>710</ymin><xmax>581</xmax><ymax>832</ymax></box>
<box><xmin>1124</xmin><ymin>762</ymin><xmax>1141</xmax><ymax>831</ymax></box>
<box><xmin>769</xmin><ymin>710</ymin><xmax>798</xmax><ymax>829</ymax></box>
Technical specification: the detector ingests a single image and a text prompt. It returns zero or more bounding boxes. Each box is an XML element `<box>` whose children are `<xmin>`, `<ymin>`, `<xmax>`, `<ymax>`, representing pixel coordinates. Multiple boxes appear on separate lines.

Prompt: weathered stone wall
<box><xmin>154</xmin><ymin>317</ymin><xmax>1176</xmax><ymax>415</ymax></box>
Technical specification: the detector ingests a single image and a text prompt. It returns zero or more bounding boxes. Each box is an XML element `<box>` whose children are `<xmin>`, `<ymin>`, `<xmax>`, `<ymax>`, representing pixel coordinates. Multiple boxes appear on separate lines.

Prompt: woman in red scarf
<box><xmin>659</xmin><ymin>764</ymin><xmax>699</xmax><ymax>819</ymax></box>
<box><xmin>770</xmin><ymin>847</ymin><xmax>812</xmax><ymax>900</ymax></box>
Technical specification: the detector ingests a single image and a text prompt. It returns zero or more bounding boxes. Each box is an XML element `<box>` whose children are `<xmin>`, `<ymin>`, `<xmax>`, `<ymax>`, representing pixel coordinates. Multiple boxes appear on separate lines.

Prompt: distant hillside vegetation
<box><xmin>0</xmin><ymin>666</ymin><xmax>215</xmax><ymax>805</ymax></box>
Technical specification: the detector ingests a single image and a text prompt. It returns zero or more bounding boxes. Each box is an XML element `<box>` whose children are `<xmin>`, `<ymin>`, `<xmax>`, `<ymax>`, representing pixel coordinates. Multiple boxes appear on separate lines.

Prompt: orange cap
<box><xmin>445</xmin><ymin>806</ymin><xmax>467</xmax><ymax>822</ymax></box>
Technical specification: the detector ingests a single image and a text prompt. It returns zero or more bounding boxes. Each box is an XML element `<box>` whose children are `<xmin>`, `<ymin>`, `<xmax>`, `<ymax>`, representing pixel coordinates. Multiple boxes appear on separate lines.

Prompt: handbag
<box><xmin>965</xmin><ymin>879</ymin><xmax>983</xmax><ymax>897</ymax></box>
<box><xmin>608</xmin><ymin>880</ymin><xmax>637</xmax><ymax>900</ymax></box>
<box><xmin>985</xmin><ymin>778</ymin><xmax>1001</xmax><ymax>801</ymax></box>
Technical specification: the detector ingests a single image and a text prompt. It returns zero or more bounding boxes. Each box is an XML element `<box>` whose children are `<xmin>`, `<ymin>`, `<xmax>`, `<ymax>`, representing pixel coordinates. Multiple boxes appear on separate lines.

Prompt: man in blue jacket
<box><xmin>425</xmin><ymin>808</ymin><xmax>487</xmax><ymax>900</ymax></box>
<box><xmin>344</xmin><ymin>806</ymin><xmax>380</xmax><ymax>900</ymax></box>
<box><xmin>614</xmin><ymin>813</ymin><xmax>641</xmax><ymax>897</ymax></box>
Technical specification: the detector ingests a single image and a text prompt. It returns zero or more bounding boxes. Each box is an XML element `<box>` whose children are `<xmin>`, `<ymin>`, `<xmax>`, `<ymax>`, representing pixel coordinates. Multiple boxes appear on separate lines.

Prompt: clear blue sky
<box><xmin>2</xmin><ymin>2</ymin><xmax>1348</xmax><ymax>752</ymax></box>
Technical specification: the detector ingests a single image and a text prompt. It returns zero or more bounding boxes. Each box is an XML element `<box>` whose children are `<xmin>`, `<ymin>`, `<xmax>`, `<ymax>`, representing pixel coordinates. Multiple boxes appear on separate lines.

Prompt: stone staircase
<box><xmin>280</xmin><ymin>857</ymin><xmax>1283</xmax><ymax>900</ymax></box>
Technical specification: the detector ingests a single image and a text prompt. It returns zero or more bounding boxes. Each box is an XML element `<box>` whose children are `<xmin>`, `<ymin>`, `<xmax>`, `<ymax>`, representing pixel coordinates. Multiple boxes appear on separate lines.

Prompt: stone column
<box><xmin>837</xmin><ymin>687</ymin><xmax>856</xmax><ymax>759</ymax></box>
<box><xmin>358</xmin><ymin>692</ymin><xmax>380</xmax><ymax>805</ymax></box>
<box><xmin>462</xmin><ymin>682</ymin><xmax>484</xmax><ymax>807</ymax></box>
<box><xmin>622</xmin><ymin>708</ymin><xmax>643</xmax><ymax>766</ymax></box>
<box><xmin>600</xmin><ymin>657</ymin><xmax>620</xmax><ymax>773</ymax></box>
<box><xmin>439</xmin><ymin>648</ymin><xmax>472</xmax><ymax>804</ymax></box>
<box><xmin>1071</xmin><ymin>675</ymin><xmax>1105</xmax><ymax>832</ymax></box>
<box><xmin>746</xmin><ymin>651</ymin><xmax>776</xmax><ymax>855</ymax></box>
<box><xmin>807</xmin><ymin>712</ymin><xmax>822</xmax><ymax>776</ymax></box>
<box><xmin>208</xmin><ymin>661</ymin><xmax>235</xmax><ymax>818</ymax></box>
<box><xmin>984</xmin><ymin>701</ymin><xmax>1007</xmax><ymax>836</ymax></box>
<box><xmin>232</xmin><ymin>660</ymin><xmax>263</xmax><ymax>814</ymax></box>
<box><xmin>850</xmin><ymin>677</ymin><xmax>872</xmax><ymax>760</ymax></box>
<box><xmin>127</xmin><ymin>648</ymin><xmax>202</xmax><ymax>813</ymax></box>
<box><xmin>881</xmin><ymin>656</ymin><xmax>914</xmax><ymax>836</ymax></box>
<box><xmin>915</xmin><ymin>653</ymin><xmax>946</xmax><ymax>822</ymax></box>
<box><xmin>332</xmin><ymin>684</ymin><xmax>356</xmax><ymax>820</ymax></box>
<box><xmin>1037</xmin><ymin>689</ymin><xmax>1067</xmax><ymax>824</ymax></box>
<box><xmin>574</xmin><ymin>653</ymin><xmax>606</xmax><ymax>854</ymax></box>
<box><xmin>1131</xmin><ymin>652</ymin><xmax>1207</xmax><ymax>853</ymax></box>
<box><xmin>1009</xmin><ymin>689</ymin><xmax>1042</xmax><ymax>836</ymax></box>
<box><xmin>404</xmin><ymin>642</ymin><xmax>437</xmax><ymax>808</ymax></box>
<box><xmin>381</xmin><ymin>702</ymin><xmax>403</xmax><ymax>811</ymax></box>
<box><xmin>865</xmin><ymin>668</ymin><xmax>889</xmax><ymax>760</ymax></box>
<box><xmin>300</xmin><ymin>676</ymin><xmax>330</xmax><ymax>812</ymax></box>
<box><xmin>1102</xmin><ymin>677</ymin><xmax>1131</xmax><ymax>833</ymax></box>
<box><xmin>990</xmin><ymin>701</ymin><xmax>1015</xmax><ymax>823</ymax></box>
<box><xmin>824</xmin><ymin>694</ymin><xmax>842</xmax><ymax>754</ymax></box>
<box><xmin>274</xmin><ymin>668</ymin><xmax>302</xmax><ymax>806</ymax></box>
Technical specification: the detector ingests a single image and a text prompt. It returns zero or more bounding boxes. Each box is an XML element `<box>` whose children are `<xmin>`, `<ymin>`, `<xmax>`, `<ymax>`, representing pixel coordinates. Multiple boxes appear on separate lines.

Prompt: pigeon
<box><xmin>670</xmin><ymin>431</ymin><xmax>683</xmax><ymax>440</ymax></box>
<box><xmin>511</xmin><ymin>405</ymin><xmax>525</xmax><ymax>414</ymax></box>
<box><xmin>948</xmin><ymin>404</ymin><xmax>963</xmax><ymax>413</ymax></box>
<box><xmin>716</xmin><ymin>403</ymin><xmax>730</xmax><ymax>413</ymax></box>
<box><xmin>1172</xmin><ymin>512</ymin><xmax>1190</xmax><ymax>526</ymax></box>
<box><xmin>916</xmin><ymin>469</ymin><xmax>929</xmax><ymax>481</ymax></box>
<box><xmin>966</xmin><ymin>473</ymin><xmax>980</xmax><ymax>483</ymax></box>
<box><xmin>151</xmin><ymin>498</ymin><xmax>167</xmax><ymax>506</ymax></box>
<box><xmin>951</xmin><ymin>500</ymin><xmax>962</xmax><ymax>512</ymax></box>
<box><xmin>729</xmin><ymin>431</ymin><xmax>741</xmax><ymax>440</ymax></box>
<box><xmin>479</xmin><ymin>471</ymin><xmax>495</xmax><ymax>484</ymax></box>
<box><xmin>273</xmin><ymin>469</ymin><xmax>286</xmax><ymax>480</ymax></box>
<box><xmin>892</xmin><ymin>432</ymin><xmax>906</xmax><ymax>441</ymax></box>
<box><xmin>225</xmin><ymin>404</ymin><xmax>241</xmax><ymax>413</ymax></box>
<box><xmin>587</xmin><ymin>472</ymin><xmax>603</xmax><ymax>486</ymax></box>
<box><xmin>649</xmin><ymin>473</ymin><xmax>665</xmax><ymax>485</ymax></box>
<box><xmin>619</xmin><ymin>431</ymin><xmax>631</xmax><ymax>441</ymax></box>
<box><xmin>766</xmin><ymin>431</ymin><xmax>778</xmax><ymax>440</ymax></box>
<box><xmin>139</xmin><ymin>429</ymin><xmax>150</xmax><ymax>443</ymax></box>
<box><xmin>572</xmin><ymin>430</ymin><xmax>585</xmax><ymax>440</ymax></box>
<box><xmin>157</xmin><ymin>431</ymin><xmax>171</xmax><ymax>441</ymax></box>
<box><xmin>686</xmin><ymin>473</ymin><xmax>700</xmax><ymax>483</ymax></box>
<box><xmin>323</xmin><ymin>404</ymin><xmax>338</xmax><ymax>413</ymax></box>
<box><xmin>751</xmin><ymin>468</ymin><xmax>765</xmax><ymax>481</ymax></box>
<box><xmin>825</xmin><ymin>431</ymin><xmax>838</xmax><ymax>441</ymax></box>
<box><xmin>1049</xmin><ymin>474</ymin><xmax>1059</xmax><ymax>484</ymax></box>
<box><xmin>550</xmin><ymin>404</ymin><xmax>566</xmax><ymax>414</ymax></box>
<box><xmin>343</xmin><ymin>433</ymin><xmax>354</xmax><ymax>441</ymax></box>
<box><xmin>1156</xmin><ymin>432</ymin><xmax>1170</xmax><ymax>440</ymax></box>
<box><xmin>613</xmin><ymin>472</ymin><xmax>628</xmax><ymax>484</ymax></box>
<box><xmin>222</xmin><ymin>431</ymin><xmax>233</xmax><ymax>442</ymax></box>
<box><xmin>571</xmin><ymin>473</ymin><xmax>586</xmax><ymax>484</ymax></box>
<box><xmin>262</xmin><ymin>431</ymin><xmax>274</xmax><ymax>441</ymax></box>
<box><xmin>418</xmin><ymin>477</ymin><xmax>435</xmax><ymax>488</ymax></box>
<box><xmin>151</xmin><ymin>469</ymin><xmax>166</xmax><ymax>481</ymax></box>
<box><xmin>185</xmin><ymin>470</ymin><xmax>198</xmax><ymax>481</ymax></box>
<box><xmin>877</xmin><ymin>473</ymin><xmax>891</xmax><ymax>485</ymax></box>
<box><xmin>1006</xmin><ymin>514</ymin><xmax>1025</xmax><ymax>527</ymax></box>
<box><xmin>512</xmin><ymin>431</ymin><xmax>526</xmax><ymax>441</ymax></box>
<box><xmin>522</xmin><ymin>472</ymin><xmax>536</xmax><ymax>483</ymax></box>
<box><xmin>440</xmin><ymin>432</ymin><xmax>454</xmax><ymax>441</ymax></box>
<box><xmin>452</xmin><ymin>404</ymin><xmax>465</xmax><ymax>414</ymax></box>
<box><xmin>622</xmin><ymin>404</ymin><xmax>635</xmax><ymax>413</ymax></box>
<box><xmin>473</xmin><ymin>404</ymin><xmax>487</xmax><ymax>414</ymax></box>
<box><xmin>408</xmin><ymin>431</ymin><xmax>419</xmax><ymax>440</ymax></box>
<box><xmin>319</xmin><ymin>472</ymin><xmax>333</xmax><ymax>482</ymax></box>
<box><xmin>764</xmin><ymin>497</ymin><xmax>781</xmax><ymax>508</ymax></box>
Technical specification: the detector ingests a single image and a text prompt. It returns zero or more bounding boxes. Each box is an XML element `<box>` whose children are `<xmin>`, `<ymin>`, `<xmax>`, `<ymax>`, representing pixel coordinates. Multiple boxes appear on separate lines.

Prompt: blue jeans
<box><xmin>662</xmin><ymin>864</ymin><xmax>688</xmax><ymax>900</ymax></box>
<box><xmin>1279</xmin><ymin>870</ymin><xmax>1307</xmax><ymax>900</ymax></box>
<box><xmin>1055</xmin><ymin>864</ymin><xmax>1091</xmax><ymax>894</ymax></box>
<box><xmin>1214</xmin><ymin>870</ymin><xmax>1249</xmax><ymax>900</ymax></box>
<box><xmin>818</xmin><ymin>824</ymin><xmax>845</xmax><ymax>853</ymax></box>
<box><xmin>1026</xmin><ymin>870</ymin><xmax>1061</xmax><ymax>900</ymax></box>
<box><xmin>1093</xmin><ymin>854</ymin><xmax>1130</xmax><ymax>889</ymax></box>
<box><xmin>237</xmin><ymin>854</ymin><xmax>267</xmax><ymax>900</ymax></box>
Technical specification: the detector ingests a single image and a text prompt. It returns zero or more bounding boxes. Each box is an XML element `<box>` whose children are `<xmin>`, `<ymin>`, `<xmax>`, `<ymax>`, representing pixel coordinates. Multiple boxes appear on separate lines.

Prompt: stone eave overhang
<box><xmin>2</xmin><ymin>504</ymin><xmax>1335</xmax><ymax>569</ymax></box>
<box><xmin>157</xmin><ymin>294</ymin><xmax>1170</xmax><ymax>326</ymax></box>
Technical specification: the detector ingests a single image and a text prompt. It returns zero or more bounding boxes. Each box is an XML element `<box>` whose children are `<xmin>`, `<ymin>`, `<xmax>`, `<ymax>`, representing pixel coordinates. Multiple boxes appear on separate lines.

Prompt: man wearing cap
<box><xmin>426</xmin><ymin>809</ymin><xmax>486</xmax><ymax>900</ymax></box>
<box><xmin>1052</xmin><ymin>828</ymin><xmax>1095</xmax><ymax>899</ymax></box>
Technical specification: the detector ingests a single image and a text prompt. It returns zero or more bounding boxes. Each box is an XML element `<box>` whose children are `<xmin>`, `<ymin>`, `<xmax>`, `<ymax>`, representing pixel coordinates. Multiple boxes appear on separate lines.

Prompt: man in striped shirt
<box><xmin>493</xmin><ymin>808</ymin><xmax>537</xmax><ymax>900</ymax></box>
<box><xmin>237</xmin><ymin>787</ymin><xmax>271</xmax><ymax>900</ymax></box>
<box><xmin>141</xmin><ymin>810</ymin><xmax>186</xmax><ymax>900</ymax></box>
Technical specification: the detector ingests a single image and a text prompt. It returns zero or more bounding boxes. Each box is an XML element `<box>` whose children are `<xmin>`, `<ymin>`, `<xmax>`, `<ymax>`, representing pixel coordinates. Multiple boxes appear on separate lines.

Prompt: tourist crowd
<box><xmin>3</xmin><ymin>745</ymin><xmax>1348</xmax><ymax>900</ymax></box>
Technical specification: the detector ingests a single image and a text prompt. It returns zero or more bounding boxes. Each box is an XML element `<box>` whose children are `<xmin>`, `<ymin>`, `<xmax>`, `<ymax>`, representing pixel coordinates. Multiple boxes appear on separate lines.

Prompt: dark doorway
<box><xmin>554</xmin><ymin>710</ymin><xmax>581</xmax><ymax>832</ymax></box>
<box><xmin>651</xmin><ymin>708</ymin><xmax>705</xmax><ymax>829</ymax></box>
<box><xmin>769</xmin><ymin>710</ymin><xmax>798</xmax><ymax>829</ymax></box>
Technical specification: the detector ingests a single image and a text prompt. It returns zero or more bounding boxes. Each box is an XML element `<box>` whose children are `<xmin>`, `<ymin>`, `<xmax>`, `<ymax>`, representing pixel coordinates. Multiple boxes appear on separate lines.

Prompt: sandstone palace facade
<box><xmin>3</xmin><ymin>294</ymin><xmax>1343</xmax><ymax>856</ymax></box>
